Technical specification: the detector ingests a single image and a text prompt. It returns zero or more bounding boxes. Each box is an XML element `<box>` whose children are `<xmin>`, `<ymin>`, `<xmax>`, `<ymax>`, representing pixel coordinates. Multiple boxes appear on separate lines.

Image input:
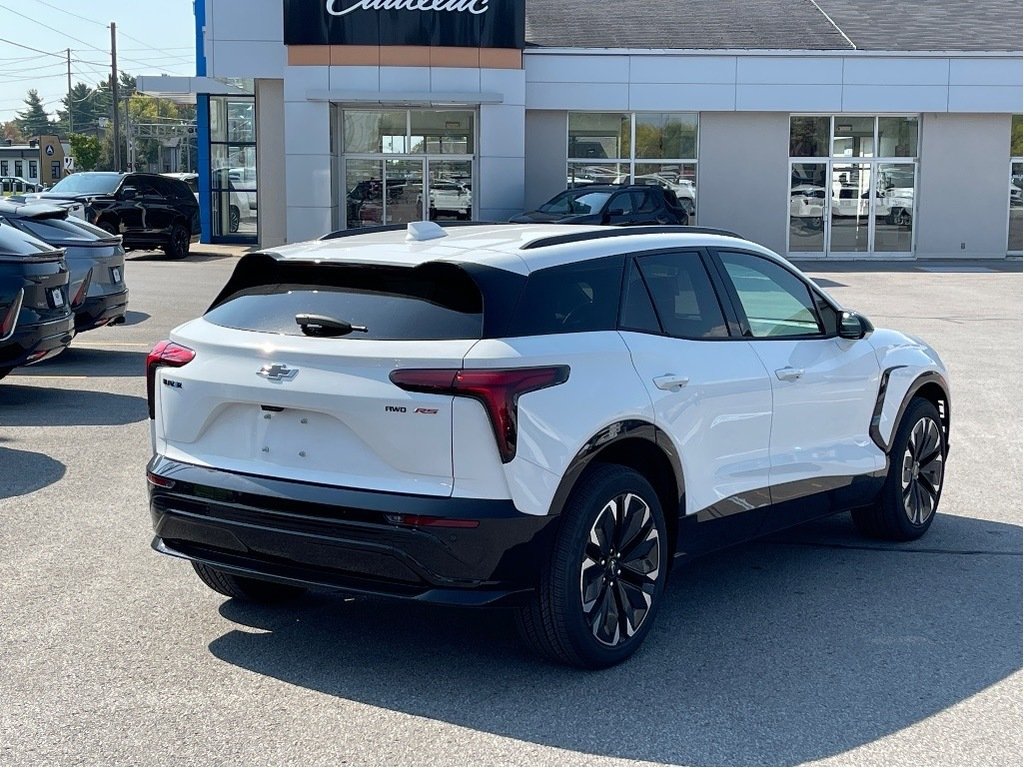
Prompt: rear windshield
<box><xmin>0</xmin><ymin>222</ymin><xmax>61</xmax><ymax>257</ymax></box>
<box><xmin>205</xmin><ymin>258</ymin><xmax>483</xmax><ymax>340</ymax></box>
<box><xmin>539</xmin><ymin>190</ymin><xmax>613</xmax><ymax>215</ymax></box>
<box><xmin>16</xmin><ymin>216</ymin><xmax>104</xmax><ymax>243</ymax></box>
<box><xmin>48</xmin><ymin>173</ymin><xmax>121</xmax><ymax>196</ymax></box>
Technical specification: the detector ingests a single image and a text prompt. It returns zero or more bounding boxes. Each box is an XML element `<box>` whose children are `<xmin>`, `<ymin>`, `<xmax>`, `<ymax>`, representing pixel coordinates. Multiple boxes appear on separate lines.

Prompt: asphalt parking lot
<box><xmin>1</xmin><ymin>250</ymin><xmax>1021</xmax><ymax>766</ymax></box>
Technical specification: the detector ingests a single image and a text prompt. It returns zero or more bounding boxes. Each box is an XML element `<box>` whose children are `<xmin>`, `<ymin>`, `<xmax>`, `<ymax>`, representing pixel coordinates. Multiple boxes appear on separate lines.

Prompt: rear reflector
<box><xmin>146</xmin><ymin>340</ymin><xmax>196</xmax><ymax>419</ymax></box>
<box><xmin>0</xmin><ymin>288</ymin><xmax>24</xmax><ymax>341</ymax></box>
<box><xmin>146</xmin><ymin>471</ymin><xmax>176</xmax><ymax>489</ymax></box>
<box><xmin>390</xmin><ymin>366</ymin><xmax>570</xmax><ymax>463</ymax></box>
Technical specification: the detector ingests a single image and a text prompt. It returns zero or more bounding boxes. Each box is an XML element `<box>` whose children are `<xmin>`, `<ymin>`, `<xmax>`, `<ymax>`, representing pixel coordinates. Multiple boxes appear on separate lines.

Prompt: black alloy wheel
<box><xmin>581</xmin><ymin>492</ymin><xmax>661</xmax><ymax>647</ymax></box>
<box><xmin>852</xmin><ymin>397</ymin><xmax>945</xmax><ymax>541</ymax></box>
<box><xmin>516</xmin><ymin>464</ymin><xmax>669</xmax><ymax>668</ymax></box>
<box><xmin>229</xmin><ymin>205</ymin><xmax>240</xmax><ymax>233</ymax></box>
<box><xmin>901</xmin><ymin>416</ymin><xmax>944</xmax><ymax>526</ymax></box>
<box><xmin>163</xmin><ymin>223</ymin><xmax>190</xmax><ymax>259</ymax></box>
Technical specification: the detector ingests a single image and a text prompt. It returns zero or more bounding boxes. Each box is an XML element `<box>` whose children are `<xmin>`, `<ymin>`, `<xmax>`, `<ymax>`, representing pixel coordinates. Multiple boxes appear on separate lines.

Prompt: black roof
<box><xmin>524</xmin><ymin>0</ymin><xmax>1023</xmax><ymax>51</ymax></box>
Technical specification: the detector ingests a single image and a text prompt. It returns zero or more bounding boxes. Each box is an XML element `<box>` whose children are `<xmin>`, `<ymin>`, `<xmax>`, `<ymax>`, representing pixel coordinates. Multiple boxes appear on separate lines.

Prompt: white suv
<box><xmin>146</xmin><ymin>222</ymin><xmax>951</xmax><ymax>668</ymax></box>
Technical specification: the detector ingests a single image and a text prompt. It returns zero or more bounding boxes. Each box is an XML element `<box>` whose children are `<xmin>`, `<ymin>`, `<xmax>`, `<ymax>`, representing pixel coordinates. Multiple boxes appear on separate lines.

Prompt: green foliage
<box><xmin>16</xmin><ymin>90</ymin><xmax>53</xmax><ymax>138</ymax></box>
<box><xmin>1012</xmin><ymin>114</ymin><xmax>1023</xmax><ymax>158</ymax></box>
<box><xmin>68</xmin><ymin>134</ymin><xmax>102</xmax><ymax>172</ymax></box>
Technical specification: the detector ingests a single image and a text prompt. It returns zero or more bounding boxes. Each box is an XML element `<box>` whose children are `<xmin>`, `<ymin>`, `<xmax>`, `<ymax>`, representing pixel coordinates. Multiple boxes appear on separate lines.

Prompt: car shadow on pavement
<box><xmin>12</xmin><ymin>347</ymin><xmax>148</xmax><ymax>379</ymax></box>
<box><xmin>121</xmin><ymin>310</ymin><xmax>151</xmax><ymax>327</ymax></box>
<box><xmin>126</xmin><ymin>252</ymin><xmax>232</xmax><ymax>263</ymax></box>
<box><xmin>208</xmin><ymin>512</ymin><xmax>1022</xmax><ymax>765</ymax></box>
<box><xmin>0</xmin><ymin>384</ymin><xmax>147</xmax><ymax>426</ymax></box>
<box><xmin>0</xmin><ymin>445</ymin><xmax>66</xmax><ymax>500</ymax></box>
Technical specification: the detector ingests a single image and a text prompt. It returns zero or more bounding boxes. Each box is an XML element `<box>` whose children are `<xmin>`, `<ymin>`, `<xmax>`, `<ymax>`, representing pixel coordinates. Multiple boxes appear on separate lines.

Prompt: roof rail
<box><xmin>519</xmin><ymin>225</ymin><xmax>742</xmax><ymax>251</ymax></box>
<box><xmin>320</xmin><ymin>221</ymin><xmax>507</xmax><ymax>241</ymax></box>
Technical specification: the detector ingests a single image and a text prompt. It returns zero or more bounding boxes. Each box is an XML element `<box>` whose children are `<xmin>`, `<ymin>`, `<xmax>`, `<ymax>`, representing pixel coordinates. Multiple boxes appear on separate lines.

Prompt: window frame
<box><xmin>707</xmin><ymin>248</ymin><xmax>843</xmax><ymax>341</ymax></box>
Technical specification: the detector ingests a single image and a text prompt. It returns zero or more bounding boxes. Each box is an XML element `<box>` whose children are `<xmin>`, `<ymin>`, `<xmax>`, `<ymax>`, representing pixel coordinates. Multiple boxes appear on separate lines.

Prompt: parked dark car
<box><xmin>510</xmin><ymin>185</ymin><xmax>690</xmax><ymax>226</ymax></box>
<box><xmin>0</xmin><ymin>222</ymin><xmax>74</xmax><ymax>381</ymax></box>
<box><xmin>17</xmin><ymin>172</ymin><xmax>200</xmax><ymax>259</ymax></box>
<box><xmin>0</xmin><ymin>201</ymin><xmax>128</xmax><ymax>333</ymax></box>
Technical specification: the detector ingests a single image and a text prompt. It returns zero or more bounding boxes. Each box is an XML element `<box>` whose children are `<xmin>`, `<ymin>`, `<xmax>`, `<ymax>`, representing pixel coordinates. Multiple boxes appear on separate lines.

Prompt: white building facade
<box><xmin>195</xmin><ymin>0</ymin><xmax>1023</xmax><ymax>258</ymax></box>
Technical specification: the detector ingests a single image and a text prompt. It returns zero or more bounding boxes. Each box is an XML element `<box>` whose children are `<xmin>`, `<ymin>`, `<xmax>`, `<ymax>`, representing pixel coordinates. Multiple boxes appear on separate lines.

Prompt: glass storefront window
<box><xmin>789</xmin><ymin>162</ymin><xmax>827</xmax><ymax>252</ymax></box>
<box><xmin>569</xmin><ymin>113</ymin><xmax>630</xmax><ymax>160</ymax></box>
<box><xmin>209</xmin><ymin>95</ymin><xmax>257</xmax><ymax>240</ymax></box>
<box><xmin>789</xmin><ymin>115</ymin><xmax>918</xmax><ymax>256</ymax></box>
<box><xmin>875</xmin><ymin>163</ymin><xmax>915</xmax><ymax>252</ymax></box>
<box><xmin>410</xmin><ymin>111</ymin><xmax>475</xmax><ymax>154</ymax></box>
<box><xmin>568</xmin><ymin>113</ymin><xmax>699</xmax><ymax>219</ymax></box>
<box><xmin>337</xmin><ymin>109</ymin><xmax>476</xmax><ymax>230</ymax></box>
<box><xmin>833</xmin><ymin>117</ymin><xmax>875</xmax><ymax>158</ymax></box>
<box><xmin>634</xmin><ymin>113</ymin><xmax>697</xmax><ymax>160</ymax></box>
<box><xmin>344</xmin><ymin>110</ymin><xmax>408</xmax><ymax>154</ymax></box>
<box><xmin>790</xmin><ymin>116</ymin><xmax>830</xmax><ymax>158</ymax></box>
<box><xmin>1010</xmin><ymin>115</ymin><xmax>1022</xmax><ymax>253</ymax></box>
<box><xmin>878</xmin><ymin>117</ymin><xmax>919</xmax><ymax>158</ymax></box>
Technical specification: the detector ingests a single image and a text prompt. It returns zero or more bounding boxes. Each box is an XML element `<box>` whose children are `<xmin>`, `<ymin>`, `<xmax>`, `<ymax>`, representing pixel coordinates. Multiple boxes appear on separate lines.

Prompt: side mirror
<box><xmin>839</xmin><ymin>310</ymin><xmax>873</xmax><ymax>340</ymax></box>
<box><xmin>121</xmin><ymin>187</ymin><xmax>137</xmax><ymax>201</ymax></box>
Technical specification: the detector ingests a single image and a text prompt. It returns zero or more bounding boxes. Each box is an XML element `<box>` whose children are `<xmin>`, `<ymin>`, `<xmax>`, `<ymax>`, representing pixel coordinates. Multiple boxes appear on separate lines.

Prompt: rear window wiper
<box><xmin>295</xmin><ymin>314</ymin><xmax>368</xmax><ymax>337</ymax></box>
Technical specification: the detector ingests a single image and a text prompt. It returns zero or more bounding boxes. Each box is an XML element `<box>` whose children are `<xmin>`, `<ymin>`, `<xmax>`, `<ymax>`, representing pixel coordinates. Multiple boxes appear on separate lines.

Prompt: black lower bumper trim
<box><xmin>76</xmin><ymin>291</ymin><xmax>128</xmax><ymax>332</ymax></box>
<box><xmin>148</xmin><ymin>457</ymin><xmax>559</xmax><ymax>607</ymax></box>
<box><xmin>0</xmin><ymin>316</ymin><xmax>74</xmax><ymax>368</ymax></box>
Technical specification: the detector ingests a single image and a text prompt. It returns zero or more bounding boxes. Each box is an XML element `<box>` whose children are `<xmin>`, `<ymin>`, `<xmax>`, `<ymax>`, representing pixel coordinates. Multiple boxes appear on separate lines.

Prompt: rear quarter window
<box><xmin>505</xmin><ymin>256</ymin><xmax>624</xmax><ymax>336</ymax></box>
<box><xmin>204</xmin><ymin>259</ymin><xmax>484</xmax><ymax>341</ymax></box>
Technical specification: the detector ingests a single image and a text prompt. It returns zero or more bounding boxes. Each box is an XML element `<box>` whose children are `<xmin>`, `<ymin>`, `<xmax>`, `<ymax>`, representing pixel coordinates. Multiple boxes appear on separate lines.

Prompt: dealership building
<box><xmin>140</xmin><ymin>0</ymin><xmax>1023</xmax><ymax>258</ymax></box>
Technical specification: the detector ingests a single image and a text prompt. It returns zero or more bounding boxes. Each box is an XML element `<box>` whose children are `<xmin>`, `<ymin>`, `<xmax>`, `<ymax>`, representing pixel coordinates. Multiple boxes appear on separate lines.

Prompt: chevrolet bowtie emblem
<box><xmin>257</xmin><ymin>363</ymin><xmax>299</xmax><ymax>382</ymax></box>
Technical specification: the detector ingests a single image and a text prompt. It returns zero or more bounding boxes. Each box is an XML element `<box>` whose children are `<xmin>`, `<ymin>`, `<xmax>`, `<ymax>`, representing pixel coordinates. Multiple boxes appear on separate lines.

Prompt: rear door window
<box><xmin>632</xmin><ymin>251</ymin><xmax>729</xmax><ymax>339</ymax></box>
<box><xmin>205</xmin><ymin>260</ymin><xmax>483</xmax><ymax>341</ymax></box>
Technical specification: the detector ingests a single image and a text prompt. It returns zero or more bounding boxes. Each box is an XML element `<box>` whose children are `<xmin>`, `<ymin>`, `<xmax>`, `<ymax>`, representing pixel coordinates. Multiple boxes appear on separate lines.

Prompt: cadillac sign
<box><xmin>284</xmin><ymin>0</ymin><xmax>525</xmax><ymax>48</ymax></box>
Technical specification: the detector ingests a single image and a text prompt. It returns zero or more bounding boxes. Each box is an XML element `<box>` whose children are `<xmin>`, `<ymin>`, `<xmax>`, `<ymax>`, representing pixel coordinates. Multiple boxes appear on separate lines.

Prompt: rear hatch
<box><xmin>155</xmin><ymin>256</ymin><xmax>487</xmax><ymax>497</ymax></box>
<box><xmin>12</xmin><ymin>213</ymin><xmax>126</xmax><ymax>297</ymax></box>
<box><xmin>0</xmin><ymin>224</ymin><xmax>70</xmax><ymax>334</ymax></box>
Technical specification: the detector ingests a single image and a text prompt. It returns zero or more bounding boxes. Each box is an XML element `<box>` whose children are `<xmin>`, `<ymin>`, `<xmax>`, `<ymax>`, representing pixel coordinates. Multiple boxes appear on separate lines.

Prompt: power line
<box><xmin>0</xmin><ymin>37</ymin><xmax>66</xmax><ymax>59</ymax></box>
<box><xmin>25</xmin><ymin>0</ymin><xmax>195</xmax><ymax>67</ymax></box>
<box><xmin>0</xmin><ymin>4</ymin><xmax>183</xmax><ymax>76</ymax></box>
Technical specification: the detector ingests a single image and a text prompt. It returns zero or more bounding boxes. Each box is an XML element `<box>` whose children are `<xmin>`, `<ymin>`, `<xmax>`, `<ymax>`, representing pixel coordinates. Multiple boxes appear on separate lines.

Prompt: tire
<box><xmin>162</xmin><ymin>222</ymin><xmax>190</xmax><ymax>260</ymax></box>
<box><xmin>851</xmin><ymin>397</ymin><xmax>946</xmax><ymax>541</ymax></box>
<box><xmin>228</xmin><ymin>205</ymin><xmax>240</xmax><ymax>233</ymax></box>
<box><xmin>191</xmin><ymin>561</ymin><xmax>306</xmax><ymax>603</ymax></box>
<box><xmin>516</xmin><ymin>464</ymin><xmax>669</xmax><ymax>669</ymax></box>
<box><xmin>680</xmin><ymin>212</ymin><xmax>690</xmax><ymax>225</ymax></box>
<box><xmin>97</xmin><ymin>221</ymin><xmax>117</xmax><ymax>236</ymax></box>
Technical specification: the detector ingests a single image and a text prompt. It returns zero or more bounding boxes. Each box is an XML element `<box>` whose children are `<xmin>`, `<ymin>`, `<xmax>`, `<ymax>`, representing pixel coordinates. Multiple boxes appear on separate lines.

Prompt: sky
<box><xmin>0</xmin><ymin>0</ymin><xmax>197</xmax><ymax>123</ymax></box>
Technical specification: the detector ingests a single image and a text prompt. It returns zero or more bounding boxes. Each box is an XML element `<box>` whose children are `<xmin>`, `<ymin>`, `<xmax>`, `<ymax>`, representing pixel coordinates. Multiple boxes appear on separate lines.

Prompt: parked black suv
<box><xmin>20</xmin><ymin>172</ymin><xmax>200</xmax><ymax>259</ymax></box>
<box><xmin>510</xmin><ymin>185</ymin><xmax>690</xmax><ymax>226</ymax></box>
<box><xmin>0</xmin><ymin>222</ymin><xmax>74</xmax><ymax>380</ymax></box>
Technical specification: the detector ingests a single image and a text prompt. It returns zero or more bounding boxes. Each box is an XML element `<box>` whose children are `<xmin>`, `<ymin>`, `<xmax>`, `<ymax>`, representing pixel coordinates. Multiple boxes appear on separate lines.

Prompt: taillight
<box><xmin>390</xmin><ymin>366</ymin><xmax>570</xmax><ymax>463</ymax></box>
<box><xmin>146</xmin><ymin>340</ymin><xmax>195</xmax><ymax>419</ymax></box>
<box><xmin>71</xmin><ymin>268</ymin><xmax>93</xmax><ymax>309</ymax></box>
<box><xmin>0</xmin><ymin>289</ymin><xmax>24</xmax><ymax>341</ymax></box>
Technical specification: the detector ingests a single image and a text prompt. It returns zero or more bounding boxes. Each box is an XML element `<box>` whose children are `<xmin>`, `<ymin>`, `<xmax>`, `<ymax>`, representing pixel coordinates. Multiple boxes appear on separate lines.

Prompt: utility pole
<box><xmin>110</xmin><ymin>22</ymin><xmax>120</xmax><ymax>172</ymax></box>
<box><xmin>66</xmin><ymin>48</ymin><xmax>72</xmax><ymax>133</ymax></box>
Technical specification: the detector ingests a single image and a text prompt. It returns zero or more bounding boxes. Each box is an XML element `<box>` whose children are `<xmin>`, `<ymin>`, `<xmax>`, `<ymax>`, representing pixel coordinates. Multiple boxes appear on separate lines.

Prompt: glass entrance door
<box><xmin>830</xmin><ymin>163</ymin><xmax>872</xmax><ymax>253</ymax></box>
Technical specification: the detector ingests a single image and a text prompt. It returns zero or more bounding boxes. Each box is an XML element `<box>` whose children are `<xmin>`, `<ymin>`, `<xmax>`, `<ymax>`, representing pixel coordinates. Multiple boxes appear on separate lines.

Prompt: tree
<box><xmin>16</xmin><ymin>90</ymin><xmax>52</xmax><ymax>137</ymax></box>
<box><xmin>1</xmin><ymin>121</ymin><xmax>26</xmax><ymax>144</ymax></box>
<box><xmin>68</xmin><ymin>134</ymin><xmax>102</xmax><ymax>171</ymax></box>
<box><xmin>56</xmin><ymin>83</ymin><xmax>103</xmax><ymax>135</ymax></box>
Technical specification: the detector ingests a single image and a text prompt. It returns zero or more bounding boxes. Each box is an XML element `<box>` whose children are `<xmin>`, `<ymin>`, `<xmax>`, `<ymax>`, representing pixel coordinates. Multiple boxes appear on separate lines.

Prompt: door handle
<box><xmin>653</xmin><ymin>374</ymin><xmax>689</xmax><ymax>391</ymax></box>
<box><xmin>775</xmin><ymin>367</ymin><xmax>805</xmax><ymax>382</ymax></box>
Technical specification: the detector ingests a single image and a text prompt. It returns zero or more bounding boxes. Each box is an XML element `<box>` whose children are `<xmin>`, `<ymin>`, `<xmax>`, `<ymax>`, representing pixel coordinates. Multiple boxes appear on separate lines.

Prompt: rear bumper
<box><xmin>147</xmin><ymin>456</ymin><xmax>558</xmax><ymax>606</ymax></box>
<box><xmin>76</xmin><ymin>290</ymin><xmax>128</xmax><ymax>332</ymax></box>
<box><xmin>0</xmin><ymin>314</ymin><xmax>75</xmax><ymax>369</ymax></box>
